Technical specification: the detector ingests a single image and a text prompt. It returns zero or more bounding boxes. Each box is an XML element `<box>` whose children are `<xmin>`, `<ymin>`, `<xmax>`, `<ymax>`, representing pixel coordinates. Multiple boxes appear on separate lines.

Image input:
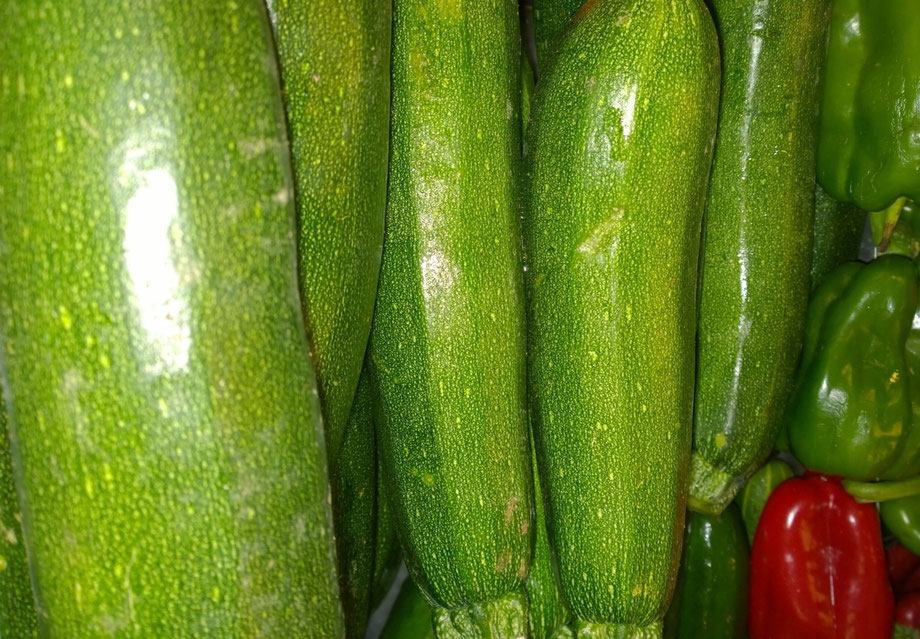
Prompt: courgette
<box><xmin>0</xmin><ymin>1</ymin><xmax>343</xmax><ymax>635</ymax></box>
<box><xmin>267</xmin><ymin>0</ymin><xmax>390</xmax><ymax>465</ymax></box>
<box><xmin>531</xmin><ymin>0</ymin><xmax>583</xmax><ymax>79</ymax></box>
<box><xmin>0</xmin><ymin>402</ymin><xmax>37</xmax><ymax>637</ymax></box>
<box><xmin>524</xmin><ymin>0</ymin><xmax>720</xmax><ymax>634</ymax></box>
<box><xmin>690</xmin><ymin>0</ymin><xmax>832</xmax><ymax>514</ymax></box>
<box><xmin>811</xmin><ymin>185</ymin><xmax>866</xmax><ymax>289</ymax></box>
<box><xmin>369</xmin><ymin>0</ymin><xmax>533</xmax><ymax>634</ymax></box>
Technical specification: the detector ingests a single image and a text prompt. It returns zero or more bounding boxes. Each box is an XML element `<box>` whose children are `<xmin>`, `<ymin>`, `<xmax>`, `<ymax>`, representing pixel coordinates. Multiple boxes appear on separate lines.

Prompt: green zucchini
<box><xmin>531</xmin><ymin>0</ymin><xmax>583</xmax><ymax>79</ymax></box>
<box><xmin>0</xmin><ymin>401</ymin><xmax>37</xmax><ymax>637</ymax></box>
<box><xmin>689</xmin><ymin>0</ymin><xmax>832</xmax><ymax>514</ymax></box>
<box><xmin>334</xmin><ymin>366</ymin><xmax>378</xmax><ymax>638</ymax></box>
<box><xmin>523</xmin><ymin>0</ymin><xmax>720</xmax><ymax>634</ymax></box>
<box><xmin>369</xmin><ymin>0</ymin><xmax>533</xmax><ymax>634</ymax></box>
<box><xmin>0</xmin><ymin>2</ymin><xmax>343</xmax><ymax>635</ymax></box>
<box><xmin>266</xmin><ymin>0</ymin><xmax>390</xmax><ymax>466</ymax></box>
<box><xmin>381</xmin><ymin>579</ymin><xmax>436</xmax><ymax>639</ymax></box>
<box><xmin>371</xmin><ymin>465</ymin><xmax>401</xmax><ymax>611</ymax></box>
<box><xmin>811</xmin><ymin>184</ymin><xmax>866</xmax><ymax>289</ymax></box>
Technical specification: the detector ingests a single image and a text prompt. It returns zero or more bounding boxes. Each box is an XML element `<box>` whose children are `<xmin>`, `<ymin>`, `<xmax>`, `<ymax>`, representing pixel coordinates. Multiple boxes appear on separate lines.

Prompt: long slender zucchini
<box><xmin>266</xmin><ymin>0</ymin><xmax>390</xmax><ymax>466</ymax></box>
<box><xmin>369</xmin><ymin>0</ymin><xmax>533</xmax><ymax>634</ymax></box>
<box><xmin>0</xmin><ymin>2</ymin><xmax>343</xmax><ymax>635</ymax></box>
<box><xmin>811</xmin><ymin>184</ymin><xmax>865</xmax><ymax>289</ymax></box>
<box><xmin>689</xmin><ymin>0</ymin><xmax>832</xmax><ymax>514</ymax></box>
<box><xmin>524</xmin><ymin>0</ymin><xmax>720</xmax><ymax>634</ymax></box>
<box><xmin>0</xmin><ymin>402</ymin><xmax>37</xmax><ymax>637</ymax></box>
<box><xmin>531</xmin><ymin>0</ymin><xmax>584</xmax><ymax>79</ymax></box>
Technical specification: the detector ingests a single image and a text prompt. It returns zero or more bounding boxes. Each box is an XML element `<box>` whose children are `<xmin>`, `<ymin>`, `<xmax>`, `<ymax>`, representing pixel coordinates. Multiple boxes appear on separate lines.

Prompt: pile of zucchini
<box><xmin>0</xmin><ymin>0</ymin><xmax>831</xmax><ymax>637</ymax></box>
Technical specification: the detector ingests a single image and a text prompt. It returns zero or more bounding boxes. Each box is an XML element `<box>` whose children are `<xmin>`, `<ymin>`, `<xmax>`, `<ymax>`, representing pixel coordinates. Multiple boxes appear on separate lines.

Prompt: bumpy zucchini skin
<box><xmin>370</xmin><ymin>0</ymin><xmax>533</xmax><ymax>635</ymax></box>
<box><xmin>267</xmin><ymin>0</ymin><xmax>390</xmax><ymax>466</ymax></box>
<box><xmin>0</xmin><ymin>402</ymin><xmax>37</xmax><ymax>637</ymax></box>
<box><xmin>690</xmin><ymin>0</ymin><xmax>832</xmax><ymax>514</ymax></box>
<box><xmin>524</xmin><ymin>0</ymin><xmax>720</xmax><ymax>632</ymax></box>
<box><xmin>0</xmin><ymin>1</ymin><xmax>343</xmax><ymax>635</ymax></box>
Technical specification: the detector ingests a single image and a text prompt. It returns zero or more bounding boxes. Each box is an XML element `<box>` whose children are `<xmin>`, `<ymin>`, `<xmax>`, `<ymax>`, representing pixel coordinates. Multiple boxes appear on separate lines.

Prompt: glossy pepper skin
<box><xmin>749</xmin><ymin>474</ymin><xmax>894</xmax><ymax>639</ymax></box>
<box><xmin>663</xmin><ymin>505</ymin><xmax>749</xmax><ymax>639</ymax></box>
<box><xmin>817</xmin><ymin>0</ymin><xmax>920</xmax><ymax>212</ymax></box>
<box><xmin>735</xmin><ymin>459</ymin><xmax>793</xmax><ymax>545</ymax></box>
<box><xmin>883</xmin><ymin>496</ymin><xmax>920</xmax><ymax>557</ymax></box>
<box><xmin>788</xmin><ymin>255</ymin><xmax>920</xmax><ymax>480</ymax></box>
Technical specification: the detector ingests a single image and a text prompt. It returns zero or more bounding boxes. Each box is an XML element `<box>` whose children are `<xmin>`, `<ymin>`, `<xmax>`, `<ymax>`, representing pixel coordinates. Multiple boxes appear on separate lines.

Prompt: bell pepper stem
<box><xmin>870</xmin><ymin>196</ymin><xmax>908</xmax><ymax>252</ymax></box>
<box><xmin>842</xmin><ymin>475</ymin><xmax>920</xmax><ymax>503</ymax></box>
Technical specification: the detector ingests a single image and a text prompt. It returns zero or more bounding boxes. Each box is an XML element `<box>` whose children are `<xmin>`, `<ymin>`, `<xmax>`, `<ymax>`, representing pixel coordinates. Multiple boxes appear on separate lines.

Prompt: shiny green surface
<box><xmin>735</xmin><ymin>459</ymin><xmax>793</xmax><ymax>545</ymax></box>
<box><xmin>267</xmin><ymin>0</ymin><xmax>390</xmax><ymax>466</ymax></box>
<box><xmin>0</xmin><ymin>1</ymin><xmax>343</xmax><ymax>635</ymax></box>
<box><xmin>690</xmin><ymin>0</ymin><xmax>830</xmax><ymax>514</ymax></box>
<box><xmin>882</xmin><ymin>496</ymin><xmax>920</xmax><ymax>557</ymax></box>
<box><xmin>0</xmin><ymin>402</ymin><xmax>37</xmax><ymax>637</ymax></box>
<box><xmin>789</xmin><ymin>256</ymin><xmax>920</xmax><ymax>480</ymax></box>
<box><xmin>663</xmin><ymin>506</ymin><xmax>749</xmax><ymax>639</ymax></box>
<box><xmin>369</xmin><ymin>0</ymin><xmax>532</xmax><ymax>634</ymax></box>
<box><xmin>817</xmin><ymin>0</ymin><xmax>920</xmax><ymax>212</ymax></box>
<box><xmin>812</xmin><ymin>184</ymin><xmax>865</xmax><ymax>289</ymax></box>
<box><xmin>524</xmin><ymin>0</ymin><xmax>720</xmax><ymax>630</ymax></box>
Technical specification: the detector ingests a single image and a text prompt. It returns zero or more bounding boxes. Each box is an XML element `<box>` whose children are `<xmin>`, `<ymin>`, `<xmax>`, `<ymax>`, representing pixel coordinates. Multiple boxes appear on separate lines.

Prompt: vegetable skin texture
<box><xmin>0</xmin><ymin>1</ymin><xmax>343</xmax><ymax>635</ymax></box>
<box><xmin>266</xmin><ymin>0</ymin><xmax>390</xmax><ymax>466</ymax></box>
<box><xmin>369</xmin><ymin>0</ymin><xmax>533</xmax><ymax>635</ymax></box>
<box><xmin>0</xmin><ymin>401</ymin><xmax>37</xmax><ymax>637</ymax></box>
<box><xmin>690</xmin><ymin>0</ymin><xmax>831</xmax><ymax>514</ymax></box>
<box><xmin>524</xmin><ymin>0</ymin><xmax>720</xmax><ymax>632</ymax></box>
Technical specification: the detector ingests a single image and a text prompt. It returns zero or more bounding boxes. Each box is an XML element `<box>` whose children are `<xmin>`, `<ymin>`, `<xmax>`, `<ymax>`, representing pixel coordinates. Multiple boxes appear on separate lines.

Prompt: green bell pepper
<box><xmin>788</xmin><ymin>254</ymin><xmax>920</xmax><ymax>480</ymax></box>
<box><xmin>663</xmin><ymin>504</ymin><xmax>749</xmax><ymax>639</ymax></box>
<box><xmin>817</xmin><ymin>0</ymin><xmax>920</xmax><ymax>213</ymax></box>
<box><xmin>883</xmin><ymin>496</ymin><xmax>920</xmax><ymax>558</ymax></box>
<box><xmin>735</xmin><ymin>459</ymin><xmax>795</xmax><ymax>545</ymax></box>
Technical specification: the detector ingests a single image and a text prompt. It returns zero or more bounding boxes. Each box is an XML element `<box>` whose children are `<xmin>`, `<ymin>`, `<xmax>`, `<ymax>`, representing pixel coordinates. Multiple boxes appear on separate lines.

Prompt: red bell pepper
<box><xmin>749</xmin><ymin>474</ymin><xmax>894</xmax><ymax>639</ymax></box>
<box><xmin>897</xmin><ymin>592</ymin><xmax>920</xmax><ymax>631</ymax></box>
<box><xmin>889</xmin><ymin>544</ymin><xmax>920</xmax><ymax>596</ymax></box>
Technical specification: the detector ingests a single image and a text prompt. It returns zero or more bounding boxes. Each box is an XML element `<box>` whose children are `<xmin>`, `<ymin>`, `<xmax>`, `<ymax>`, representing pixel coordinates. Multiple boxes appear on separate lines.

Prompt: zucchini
<box><xmin>381</xmin><ymin>579</ymin><xmax>436</xmax><ymax>639</ymax></box>
<box><xmin>811</xmin><ymin>184</ymin><xmax>865</xmax><ymax>289</ymax></box>
<box><xmin>524</xmin><ymin>0</ymin><xmax>720</xmax><ymax>633</ymax></box>
<box><xmin>0</xmin><ymin>1</ymin><xmax>343</xmax><ymax>635</ymax></box>
<box><xmin>267</xmin><ymin>0</ymin><xmax>390</xmax><ymax>465</ymax></box>
<box><xmin>371</xmin><ymin>463</ymin><xmax>401</xmax><ymax>611</ymax></box>
<box><xmin>0</xmin><ymin>402</ymin><xmax>37</xmax><ymax>637</ymax></box>
<box><xmin>369</xmin><ymin>0</ymin><xmax>533</xmax><ymax>634</ymax></box>
<box><xmin>690</xmin><ymin>0</ymin><xmax>832</xmax><ymax>513</ymax></box>
<box><xmin>531</xmin><ymin>0</ymin><xmax>583</xmax><ymax>79</ymax></box>
<box><xmin>334</xmin><ymin>366</ymin><xmax>378</xmax><ymax>638</ymax></box>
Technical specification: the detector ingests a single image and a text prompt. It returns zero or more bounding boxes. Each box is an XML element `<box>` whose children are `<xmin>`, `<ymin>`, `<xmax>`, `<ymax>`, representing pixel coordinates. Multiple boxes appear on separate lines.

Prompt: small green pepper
<box><xmin>735</xmin><ymin>459</ymin><xmax>795</xmax><ymax>545</ymax></box>
<box><xmin>788</xmin><ymin>254</ymin><xmax>920</xmax><ymax>480</ymax></box>
<box><xmin>883</xmin><ymin>496</ymin><xmax>920</xmax><ymax>557</ymax></box>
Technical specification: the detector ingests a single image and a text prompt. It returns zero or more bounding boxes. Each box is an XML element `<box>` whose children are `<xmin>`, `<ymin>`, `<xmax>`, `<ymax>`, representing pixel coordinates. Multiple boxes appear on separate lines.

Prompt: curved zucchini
<box><xmin>531</xmin><ymin>0</ymin><xmax>584</xmax><ymax>79</ymax></box>
<box><xmin>811</xmin><ymin>184</ymin><xmax>866</xmax><ymax>289</ymax></box>
<box><xmin>690</xmin><ymin>0</ymin><xmax>832</xmax><ymax>514</ymax></box>
<box><xmin>0</xmin><ymin>1</ymin><xmax>343</xmax><ymax>635</ymax></box>
<box><xmin>524</xmin><ymin>0</ymin><xmax>720</xmax><ymax>633</ymax></box>
<box><xmin>370</xmin><ymin>0</ymin><xmax>533</xmax><ymax>634</ymax></box>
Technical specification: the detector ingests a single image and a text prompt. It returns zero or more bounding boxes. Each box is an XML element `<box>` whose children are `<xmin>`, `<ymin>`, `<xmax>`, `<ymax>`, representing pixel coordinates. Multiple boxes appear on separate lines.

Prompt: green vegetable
<box><xmin>882</xmin><ymin>496</ymin><xmax>920</xmax><ymax>557</ymax></box>
<box><xmin>663</xmin><ymin>505</ymin><xmax>750</xmax><ymax>639</ymax></box>
<box><xmin>735</xmin><ymin>459</ymin><xmax>794</xmax><ymax>545</ymax></box>
<box><xmin>789</xmin><ymin>255</ymin><xmax>920</xmax><ymax>481</ymax></box>
<box><xmin>531</xmin><ymin>0</ymin><xmax>583</xmax><ymax>79</ymax></box>
<box><xmin>527</xmin><ymin>442</ymin><xmax>571</xmax><ymax>639</ymax></box>
<box><xmin>817</xmin><ymin>0</ymin><xmax>920</xmax><ymax>213</ymax></box>
<box><xmin>369</xmin><ymin>0</ymin><xmax>533</xmax><ymax>635</ymax></box>
<box><xmin>523</xmin><ymin>0</ymin><xmax>720</xmax><ymax>633</ymax></box>
<box><xmin>0</xmin><ymin>402</ymin><xmax>37</xmax><ymax>637</ymax></box>
<box><xmin>334</xmin><ymin>366</ymin><xmax>378</xmax><ymax>637</ymax></box>
<box><xmin>812</xmin><ymin>184</ymin><xmax>866</xmax><ymax>289</ymax></box>
<box><xmin>267</xmin><ymin>0</ymin><xmax>390</xmax><ymax>465</ymax></box>
<box><xmin>0</xmin><ymin>1</ymin><xmax>344</xmax><ymax>635</ymax></box>
<box><xmin>372</xmin><ymin>470</ymin><xmax>401</xmax><ymax>611</ymax></box>
<box><xmin>690</xmin><ymin>0</ymin><xmax>831</xmax><ymax>514</ymax></box>
<box><xmin>381</xmin><ymin>579</ymin><xmax>436</xmax><ymax>639</ymax></box>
